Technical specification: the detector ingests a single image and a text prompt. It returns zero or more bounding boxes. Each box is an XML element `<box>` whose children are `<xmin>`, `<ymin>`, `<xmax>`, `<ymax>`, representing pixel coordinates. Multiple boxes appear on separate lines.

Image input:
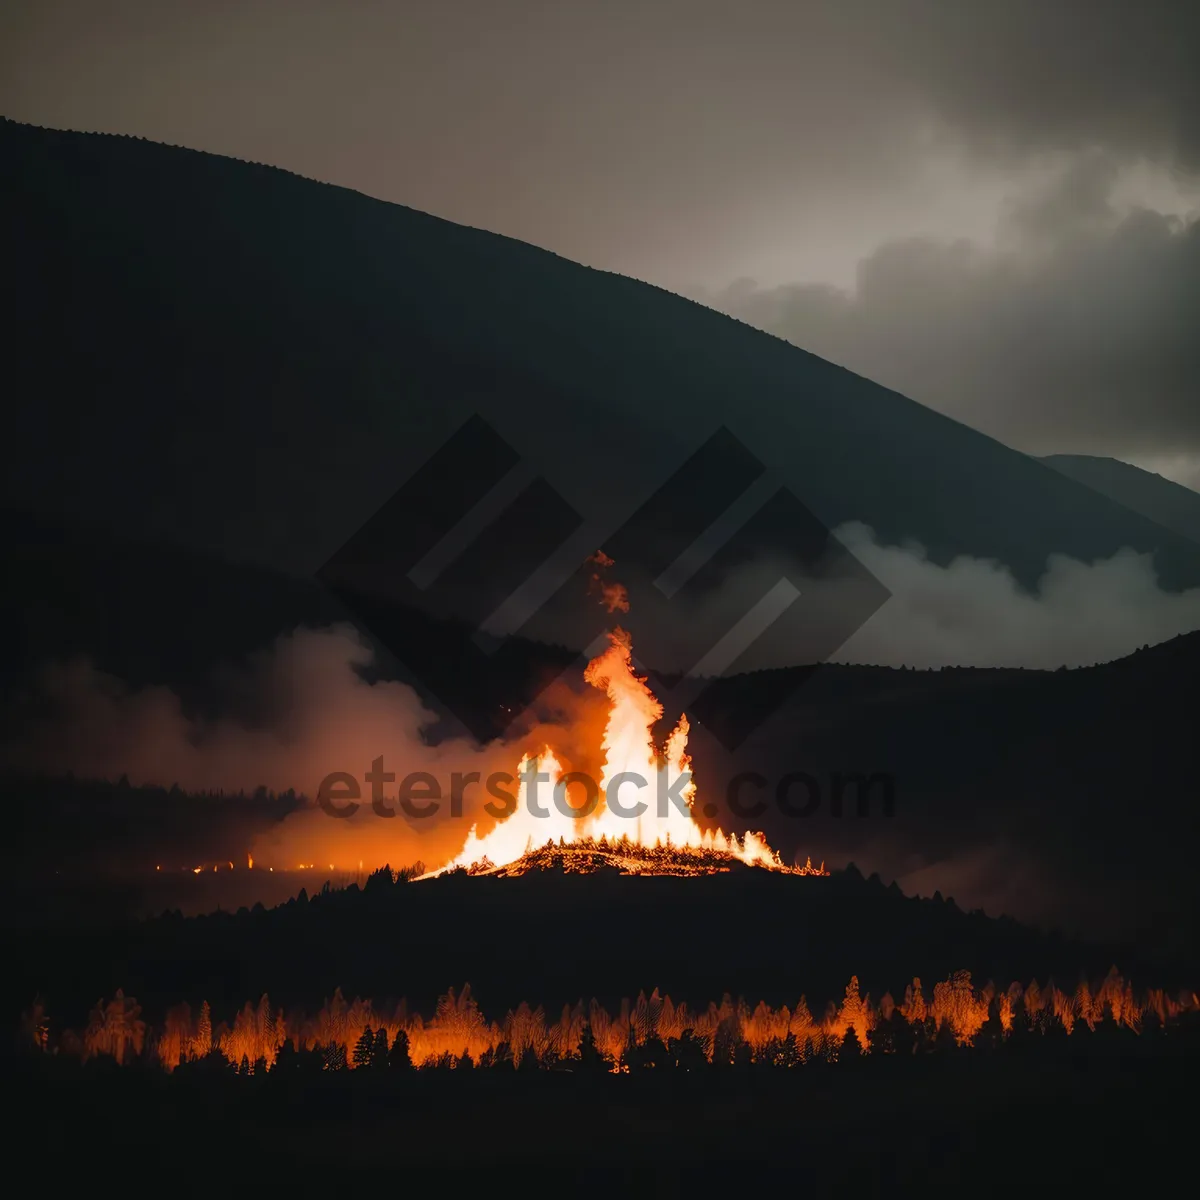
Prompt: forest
<box><xmin>17</xmin><ymin>966</ymin><xmax>1197</xmax><ymax>1078</ymax></box>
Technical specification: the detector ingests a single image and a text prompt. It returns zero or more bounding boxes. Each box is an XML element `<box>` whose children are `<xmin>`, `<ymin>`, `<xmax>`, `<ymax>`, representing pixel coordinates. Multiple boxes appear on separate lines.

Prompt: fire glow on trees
<box><xmin>34</xmin><ymin>968</ymin><xmax>1198</xmax><ymax>1074</ymax></box>
<box><xmin>419</xmin><ymin>626</ymin><xmax>822</xmax><ymax>878</ymax></box>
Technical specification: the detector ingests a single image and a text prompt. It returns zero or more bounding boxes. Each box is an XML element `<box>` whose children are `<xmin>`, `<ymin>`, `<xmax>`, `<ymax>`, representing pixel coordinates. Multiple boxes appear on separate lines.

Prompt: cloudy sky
<box><xmin>3</xmin><ymin>0</ymin><xmax>1197</xmax><ymax>486</ymax></box>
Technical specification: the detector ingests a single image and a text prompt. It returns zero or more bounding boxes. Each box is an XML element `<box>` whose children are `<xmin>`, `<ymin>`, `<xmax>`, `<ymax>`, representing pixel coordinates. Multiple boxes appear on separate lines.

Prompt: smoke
<box><xmin>0</xmin><ymin>624</ymin><xmax>597</xmax><ymax>873</ymax></box>
<box><xmin>829</xmin><ymin>522</ymin><xmax>1200</xmax><ymax>668</ymax></box>
<box><xmin>631</xmin><ymin>521</ymin><xmax>1200</xmax><ymax>672</ymax></box>
<box><xmin>5</xmin><ymin>527</ymin><xmax>1198</xmax><ymax>879</ymax></box>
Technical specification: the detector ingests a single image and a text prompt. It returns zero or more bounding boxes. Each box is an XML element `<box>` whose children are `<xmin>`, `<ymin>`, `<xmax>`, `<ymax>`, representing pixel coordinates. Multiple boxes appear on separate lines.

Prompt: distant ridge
<box><xmin>1043</xmin><ymin>454</ymin><xmax>1200</xmax><ymax>546</ymax></box>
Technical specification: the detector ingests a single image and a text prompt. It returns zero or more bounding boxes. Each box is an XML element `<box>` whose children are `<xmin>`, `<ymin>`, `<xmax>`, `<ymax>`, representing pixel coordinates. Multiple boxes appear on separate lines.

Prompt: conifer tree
<box><xmin>372</xmin><ymin>1027</ymin><xmax>389</xmax><ymax>1068</ymax></box>
<box><xmin>576</xmin><ymin>1023</ymin><xmax>606</xmax><ymax>1072</ymax></box>
<box><xmin>352</xmin><ymin>1027</ymin><xmax>375</xmax><ymax>1069</ymax></box>
<box><xmin>388</xmin><ymin>1029</ymin><xmax>412</xmax><ymax>1070</ymax></box>
<box><xmin>933</xmin><ymin>1019</ymin><xmax>958</xmax><ymax>1053</ymax></box>
<box><xmin>780</xmin><ymin>1031</ymin><xmax>801</xmax><ymax>1068</ymax></box>
<box><xmin>841</xmin><ymin>1026</ymin><xmax>864</xmax><ymax>1061</ymax></box>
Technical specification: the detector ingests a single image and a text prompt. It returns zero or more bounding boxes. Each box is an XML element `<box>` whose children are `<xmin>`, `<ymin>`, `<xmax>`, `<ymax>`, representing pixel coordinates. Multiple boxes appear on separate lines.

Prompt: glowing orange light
<box><xmin>421</xmin><ymin>627</ymin><xmax>816</xmax><ymax>878</ymax></box>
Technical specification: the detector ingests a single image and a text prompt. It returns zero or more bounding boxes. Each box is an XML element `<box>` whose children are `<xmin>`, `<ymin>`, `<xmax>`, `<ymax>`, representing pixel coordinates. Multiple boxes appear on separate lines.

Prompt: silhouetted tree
<box><xmin>867</xmin><ymin>1018</ymin><xmax>892</xmax><ymax>1056</ymax></box>
<box><xmin>273</xmin><ymin>1041</ymin><xmax>297</xmax><ymax>1073</ymax></box>
<box><xmin>667</xmin><ymin>1032</ymin><xmax>708</xmax><ymax>1071</ymax></box>
<box><xmin>372</xmin><ymin>1027</ymin><xmax>389</xmax><ymax>1069</ymax></box>
<box><xmin>364</xmin><ymin>866</ymin><xmax>394</xmax><ymax>898</ymax></box>
<box><xmin>352</xmin><ymin>1028</ymin><xmax>374</xmax><ymax>1069</ymax></box>
<box><xmin>977</xmin><ymin>1000</ymin><xmax>1005</xmax><ymax>1052</ymax></box>
<box><xmin>933</xmin><ymin>1020</ymin><xmax>958</xmax><ymax>1054</ymax></box>
<box><xmin>295</xmin><ymin>1046</ymin><xmax>325</xmax><ymax>1075</ymax></box>
<box><xmin>1087</xmin><ymin>1005</ymin><xmax>1128</xmax><ymax>1053</ymax></box>
<box><xmin>780</xmin><ymin>1032</ymin><xmax>802</xmax><ymax>1068</ymax></box>
<box><xmin>388</xmin><ymin>1029</ymin><xmax>411</xmax><ymax>1070</ymax></box>
<box><xmin>191</xmin><ymin>1047</ymin><xmax>219</xmax><ymax>1075</ymax></box>
<box><xmin>712</xmin><ymin>1023</ymin><xmax>740</xmax><ymax>1067</ymax></box>
<box><xmin>624</xmin><ymin>1023</ymin><xmax>664</xmax><ymax>1071</ymax></box>
<box><xmin>1139</xmin><ymin>1009</ymin><xmax>1163</xmax><ymax>1050</ymax></box>
<box><xmin>913</xmin><ymin>1017</ymin><xmax>936</xmax><ymax>1055</ymax></box>
<box><xmin>889</xmin><ymin>1010</ymin><xmax>915</xmax><ymax>1056</ymax></box>
<box><xmin>841</xmin><ymin>1027</ymin><xmax>863</xmax><ymax>1062</ymax></box>
<box><xmin>576</xmin><ymin>1024</ymin><xmax>606</xmax><ymax>1072</ymax></box>
<box><xmin>1042</xmin><ymin>1016</ymin><xmax>1069</xmax><ymax>1051</ymax></box>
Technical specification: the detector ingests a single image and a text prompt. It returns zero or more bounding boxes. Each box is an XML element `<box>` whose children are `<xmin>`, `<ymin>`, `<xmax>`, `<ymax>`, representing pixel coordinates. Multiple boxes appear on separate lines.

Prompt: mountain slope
<box><xmin>1</xmin><ymin>505</ymin><xmax>1196</xmax><ymax>961</ymax></box>
<box><xmin>3</xmin><ymin>858</ymin><xmax>1156</xmax><ymax>1027</ymax></box>
<box><xmin>1043</xmin><ymin>455</ymin><xmax>1200</xmax><ymax>546</ymax></box>
<box><xmin>5</xmin><ymin>117</ymin><xmax>1200</xmax><ymax>593</ymax></box>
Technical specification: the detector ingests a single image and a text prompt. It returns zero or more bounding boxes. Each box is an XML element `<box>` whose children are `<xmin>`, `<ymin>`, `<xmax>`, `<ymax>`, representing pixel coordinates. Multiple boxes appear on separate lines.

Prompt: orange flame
<box><xmin>422</xmin><ymin>627</ymin><xmax>806</xmax><ymax>876</ymax></box>
<box><xmin>76</xmin><ymin>967</ymin><xmax>1195</xmax><ymax>1074</ymax></box>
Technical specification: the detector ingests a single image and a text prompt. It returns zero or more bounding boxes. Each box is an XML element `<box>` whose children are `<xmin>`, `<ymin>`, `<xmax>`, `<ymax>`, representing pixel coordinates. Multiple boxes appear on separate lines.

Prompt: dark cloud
<box><xmin>3</xmin><ymin>4</ymin><xmax>1197</xmax><ymax>469</ymax></box>
<box><xmin>2</xmin><ymin>2</ymin><xmax>1197</xmax><ymax>284</ymax></box>
<box><xmin>700</xmin><ymin>154</ymin><xmax>1200</xmax><ymax>470</ymax></box>
<box><xmin>868</xmin><ymin>0</ymin><xmax>1200</xmax><ymax>169</ymax></box>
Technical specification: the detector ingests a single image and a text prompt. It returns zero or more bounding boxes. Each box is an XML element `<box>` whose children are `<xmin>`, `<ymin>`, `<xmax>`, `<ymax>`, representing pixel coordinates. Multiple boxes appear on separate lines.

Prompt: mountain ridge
<box><xmin>6</xmin><ymin>116</ymin><xmax>1200</xmax><ymax>594</ymax></box>
<box><xmin>1042</xmin><ymin>454</ymin><xmax>1200</xmax><ymax>546</ymax></box>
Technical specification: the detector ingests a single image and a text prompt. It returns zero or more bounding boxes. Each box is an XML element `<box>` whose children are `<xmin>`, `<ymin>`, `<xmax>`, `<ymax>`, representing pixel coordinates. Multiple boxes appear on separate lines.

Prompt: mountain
<box><xmin>0</xmin><ymin>504</ymin><xmax>348</xmax><ymax>688</ymax></box>
<box><xmin>4</xmin><ymin>118</ymin><xmax>1198</xmax><ymax>979</ymax></box>
<box><xmin>1043</xmin><ymin>454</ymin><xmax>1200</xmax><ymax>546</ymax></box>
<box><xmin>719</xmin><ymin>629</ymin><xmax>1200</xmax><ymax>961</ymax></box>
<box><xmin>6</xmin><ymin>116</ymin><xmax>1200</xmax><ymax>596</ymax></box>
<box><xmin>1</xmin><ymin>505</ymin><xmax>1196</xmax><ymax>965</ymax></box>
<box><xmin>2</xmin><ymin>857</ymin><xmax>1159</xmax><ymax>1031</ymax></box>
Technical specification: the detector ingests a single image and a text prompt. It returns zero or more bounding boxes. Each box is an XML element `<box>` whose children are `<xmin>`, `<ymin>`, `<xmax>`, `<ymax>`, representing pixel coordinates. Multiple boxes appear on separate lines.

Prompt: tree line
<box><xmin>16</xmin><ymin>967</ymin><xmax>1198</xmax><ymax>1077</ymax></box>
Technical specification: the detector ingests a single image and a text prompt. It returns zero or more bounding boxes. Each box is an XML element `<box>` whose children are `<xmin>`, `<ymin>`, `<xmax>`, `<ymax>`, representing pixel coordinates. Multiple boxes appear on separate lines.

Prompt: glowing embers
<box><xmin>458</xmin><ymin>838</ymin><xmax>827</xmax><ymax>877</ymax></box>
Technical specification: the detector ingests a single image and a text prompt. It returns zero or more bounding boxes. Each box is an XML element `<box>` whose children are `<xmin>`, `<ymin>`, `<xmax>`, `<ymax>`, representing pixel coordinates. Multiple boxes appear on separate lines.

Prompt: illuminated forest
<box><xmin>18</xmin><ymin>968</ymin><xmax>1197</xmax><ymax>1077</ymax></box>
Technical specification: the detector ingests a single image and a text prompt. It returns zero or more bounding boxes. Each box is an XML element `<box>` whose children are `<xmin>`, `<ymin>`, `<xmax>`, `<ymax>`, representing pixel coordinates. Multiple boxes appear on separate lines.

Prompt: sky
<box><xmin>3</xmin><ymin>0</ymin><xmax>1197</xmax><ymax>489</ymax></box>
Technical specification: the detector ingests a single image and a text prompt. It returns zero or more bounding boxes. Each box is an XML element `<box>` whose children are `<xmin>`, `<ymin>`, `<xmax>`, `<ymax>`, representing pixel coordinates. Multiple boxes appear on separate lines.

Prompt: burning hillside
<box><xmin>420</xmin><ymin>624</ymin><xmax>817</xmax><ymax>878</ymax></box>
<box><xmin>455</xmin><ymin>838</ymin><xmax>828</xmax><ymax>878</ymax></box>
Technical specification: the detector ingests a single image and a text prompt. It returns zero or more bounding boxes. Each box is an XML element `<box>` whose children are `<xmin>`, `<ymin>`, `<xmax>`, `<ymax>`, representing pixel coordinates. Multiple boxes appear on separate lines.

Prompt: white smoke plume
<box><xmin>830</xmin><ymin>522</ymin><xmax>1200</xmax><ymax>668</ymax></box>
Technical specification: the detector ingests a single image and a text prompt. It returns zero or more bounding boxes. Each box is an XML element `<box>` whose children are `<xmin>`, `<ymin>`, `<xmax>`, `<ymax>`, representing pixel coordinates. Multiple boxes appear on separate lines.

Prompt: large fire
<box><xmin>419</xmin><ymin>626</ymin><xmax>822</xmax><ymax>878</ymax></box>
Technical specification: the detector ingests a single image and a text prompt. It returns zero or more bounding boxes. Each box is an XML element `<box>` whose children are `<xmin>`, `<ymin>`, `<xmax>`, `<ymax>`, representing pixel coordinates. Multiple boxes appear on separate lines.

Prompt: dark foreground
<box><xmin>14</xmin><ymin>1042</ymin><xmax>1194</xmax><ymax>1193</ymax></box>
